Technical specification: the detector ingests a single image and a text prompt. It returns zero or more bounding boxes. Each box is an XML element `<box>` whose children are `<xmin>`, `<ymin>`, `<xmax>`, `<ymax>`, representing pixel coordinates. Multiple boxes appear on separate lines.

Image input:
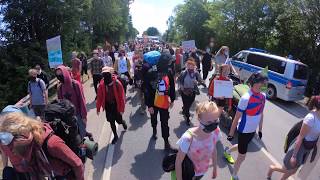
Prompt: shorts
<box><xmin>238</xmin><ymin>132</ymin><xmax>255</xmax><ymax>154</ymax></box>
<box><xmin>283</xmin><ymin>141</ymin><xmax>313</xmax><ymax>170</ymax></box>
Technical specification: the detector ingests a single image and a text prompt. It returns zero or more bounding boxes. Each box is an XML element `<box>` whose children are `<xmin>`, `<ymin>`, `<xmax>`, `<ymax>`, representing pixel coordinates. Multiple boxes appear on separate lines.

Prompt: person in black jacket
<box><xmin>143</xmin><ymin>52</ymin><xmax>176</xmax><ymax>151</ymax></box>
<box><xmin>35</xmin><ymin>65</ymin><xmax>49</xmax><ymax>88</ymax></box>
<box><xmin>190</xmin><ymin>49</ymin><xmax>201</xmax><ymax>74</ymax></box>
<box><xmin>202</xmin><ymin>48</ymin><xmax>213</xmax><ymax>80</ymax></box>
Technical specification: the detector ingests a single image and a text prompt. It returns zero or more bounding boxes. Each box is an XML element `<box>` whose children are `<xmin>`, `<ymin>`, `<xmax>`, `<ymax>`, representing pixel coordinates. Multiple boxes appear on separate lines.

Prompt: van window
<box><xmin>293</xmin><ymin>64</ymin><xmax>308</xmax><ymax>80</ymax></box>
<box><xmin>232</xmin><ymin>52</ymin><xmax>246</xmax><ymax>62</ymax></box>
<box><xmin>247</xmin><ymin>54</ymin><xmax>286</xmax><ymax>74</ymax></box>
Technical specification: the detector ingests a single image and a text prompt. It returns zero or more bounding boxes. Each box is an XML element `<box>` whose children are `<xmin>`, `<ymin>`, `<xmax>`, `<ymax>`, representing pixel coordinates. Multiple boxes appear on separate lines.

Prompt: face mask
<box><xmin>29</xmin><ymin>76</ymin><xmax>36</xmax><ymax>81</ymax></box>
<box><xmin>224</xmin><ymin>51</ymin><xmax>229</xmax><ymax>57</ymax></box>
<box><xmin>56</xmin><ymin>74</ymin><xmax>64</xmax><ymax>83</ymax></box>
<box><xmin>103</xmin><ymin>72</ymin><xmax>112</xmax><ymax>85</ymax></box>
<box><xmin>206</xmin><ymin>48</ymin><xmax>210</xmax><ymax>53</ymax></box>
<box><xmin>188</xmin><ymin>69</ymin><xmax>194</xmax><ymax>74</ymax></box>
<box><xmin>0</xmin><ymin>132</ymin><xmax>14</xmax><ymax>146</ymax></box>
<box><xmin>200</xmin><ymin>121</ymin><xmax>219</xmax><ymax>133</ymax></box>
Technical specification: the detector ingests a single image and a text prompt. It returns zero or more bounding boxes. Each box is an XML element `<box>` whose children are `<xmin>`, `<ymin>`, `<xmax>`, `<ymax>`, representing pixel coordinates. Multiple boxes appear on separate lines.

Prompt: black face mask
<box><xmin>56</xmin><ymin>74</ymin><xmax>64</xmax><ymax>83</ymax></box>
<box><xmin>200</xmin><ymin>121</ymin><xmax>219</xmax><ymax>133</ymax></box>
<box><xmin>29</xmin><ymin>76</ymin><xmax>36</xmax><ymax>81</ymax></box>
<box><xmin>103</xmin><ymin>72</ymin><xmax>112</xmax><ymax>85</ymax></box>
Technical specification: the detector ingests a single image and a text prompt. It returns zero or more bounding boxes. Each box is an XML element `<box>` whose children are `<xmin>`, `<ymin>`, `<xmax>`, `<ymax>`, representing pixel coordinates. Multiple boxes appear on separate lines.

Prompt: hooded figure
<box><xmin>56</xmin><ymin>65</ymin><xmax>87</xmax><ymax>137</ymax></box>
<box><xmin>96</xmin><ymin>66</ymin><xmax>127</xmax><ymax>144</ymax></box>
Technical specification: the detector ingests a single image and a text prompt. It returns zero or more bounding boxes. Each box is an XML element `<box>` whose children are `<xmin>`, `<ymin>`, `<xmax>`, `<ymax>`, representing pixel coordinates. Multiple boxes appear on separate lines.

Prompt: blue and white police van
<box><xmin>230</xmin><ymin>48</ymin><xmax>309</xmax><ymax>101</ymax></box>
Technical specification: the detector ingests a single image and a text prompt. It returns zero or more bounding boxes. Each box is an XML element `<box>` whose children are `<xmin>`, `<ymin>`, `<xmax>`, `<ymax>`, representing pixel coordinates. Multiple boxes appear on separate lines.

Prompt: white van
<box><xmin>230</xmin><ymin>49</ymin><xmax>309</xmax><ymax>101</ymax></box>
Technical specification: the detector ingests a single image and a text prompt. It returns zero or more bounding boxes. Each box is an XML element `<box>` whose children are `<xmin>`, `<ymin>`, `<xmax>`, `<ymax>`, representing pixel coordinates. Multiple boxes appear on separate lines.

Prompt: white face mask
<box><xmin>206</xmin><ymin>48</ymin><xmax>210</xmax><ymax>53</ymax></box>
<box><xmin>224</xmin><ymin>51</ymin><xmax>229</xmax><ymax>56</ymax></box>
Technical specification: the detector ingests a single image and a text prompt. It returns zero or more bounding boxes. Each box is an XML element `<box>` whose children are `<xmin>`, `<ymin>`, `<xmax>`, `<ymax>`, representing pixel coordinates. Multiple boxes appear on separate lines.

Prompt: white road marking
<box><xmin>102</xmin><ymin>124</ymin><xmax>119</xmax><ymax>180</ymax></box>
<box><xmin>252</xmin><ymin>138</ymin><xmax>295</xmax><ymax>180</ymax></box>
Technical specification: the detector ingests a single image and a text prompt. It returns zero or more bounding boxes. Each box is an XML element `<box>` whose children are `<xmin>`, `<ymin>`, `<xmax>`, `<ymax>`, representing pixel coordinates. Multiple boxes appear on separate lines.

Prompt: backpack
<box><xmin>284</xmin><ymin>120</ymin><xmax>303</xmax><ymax>153</ymax></box>
<box><xmin>43</xmin><ymin>99</ymin><xmax>83</xmax><ymax>160</ymax></box>
<box><xmin>154</xmin><ymin>75</ymin><xmax>170</xmax><ymax>109</ymax></box>
<box><xmin>28</xmin><ymin>79</ymin><xmax>44</xmax><ymax>95</ymax></box>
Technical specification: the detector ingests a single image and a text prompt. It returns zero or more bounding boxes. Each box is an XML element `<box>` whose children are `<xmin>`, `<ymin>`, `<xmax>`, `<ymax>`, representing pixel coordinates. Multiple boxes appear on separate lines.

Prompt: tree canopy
<box><xmin>164</xmin><ymin>0</ymin><xmax>320</xmax><ymax>95</ymax></box>
<box><xmin>0</xmin><ymin>0</ymin><xmax>137</xmax><ymax>109</ymax></box>
<box><xmin>144</xmin><ymin>27</ymin><xmax>161</xmax><ymax>36</ymax></box>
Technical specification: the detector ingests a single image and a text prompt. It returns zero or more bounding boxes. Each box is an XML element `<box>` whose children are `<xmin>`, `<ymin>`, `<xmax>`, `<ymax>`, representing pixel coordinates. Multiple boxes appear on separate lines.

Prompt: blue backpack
<box><xmin>143</xmin><ymin>51</ymin><xmax>161</xmax><ymax>66</ymax></box>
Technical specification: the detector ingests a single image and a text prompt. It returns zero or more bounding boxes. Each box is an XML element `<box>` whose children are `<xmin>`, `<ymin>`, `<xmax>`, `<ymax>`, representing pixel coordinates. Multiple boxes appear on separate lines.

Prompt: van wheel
<box><xmin>266</xmin><ymin>85</ymin><xmax>277</xmax><ymax>100</ymax></box>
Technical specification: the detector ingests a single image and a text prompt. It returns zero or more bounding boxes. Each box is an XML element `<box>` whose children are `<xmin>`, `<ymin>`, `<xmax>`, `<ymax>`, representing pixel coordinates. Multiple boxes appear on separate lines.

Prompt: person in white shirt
<box><xmin>268</xmin><ymin>95</ymin><xmax>320</xmax><ymax>180</ymax></box>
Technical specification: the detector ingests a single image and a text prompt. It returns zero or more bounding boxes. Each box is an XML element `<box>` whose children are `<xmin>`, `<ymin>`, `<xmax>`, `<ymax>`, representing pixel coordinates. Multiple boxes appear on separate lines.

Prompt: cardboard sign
<box><xmin>213</xmin><ymin>80</ymin><xmax>233</xmax><ymax>98</ymax></box>
<box><xmin>46</xmin><ymin>36</ymin><xmax>63</xmax><ymax>68</ymax></box>
<box><xmin>182</xmin><ymin>40</ymin><xmax>196</xmax><ymax>52</ymax></box>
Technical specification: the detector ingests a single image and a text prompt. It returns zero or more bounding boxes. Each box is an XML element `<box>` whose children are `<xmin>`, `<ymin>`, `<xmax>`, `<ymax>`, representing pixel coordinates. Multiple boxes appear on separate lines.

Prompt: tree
<box><xmin>144</xmin><ymin>27</ymin><xmax>160</xmax><ymax>36</ymax></box>
<box><xmin>0</xmin><ymin>0</ymin><xmax>137</xmax><ymax>109</ymax></box>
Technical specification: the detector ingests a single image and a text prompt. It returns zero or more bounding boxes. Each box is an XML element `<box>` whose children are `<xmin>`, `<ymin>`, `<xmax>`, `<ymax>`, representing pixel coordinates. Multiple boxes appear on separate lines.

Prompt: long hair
<box><xmin>0</xmin><ymin>113</ymin><xmax>44</xmax><ymax>145</ymax></box>
<box><xmin>307</xmin><ymin>96</ymin><xmax>320</xmax><ymax>111</ymax></box>
<box><xmin>216</xmin><ymin>46</ymin><xmax>229</xmax><ymax>56</ymax></box>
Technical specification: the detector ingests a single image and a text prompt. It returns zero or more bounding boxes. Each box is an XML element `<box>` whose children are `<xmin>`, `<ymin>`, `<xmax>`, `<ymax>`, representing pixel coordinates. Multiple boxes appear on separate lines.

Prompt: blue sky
<box><xmin>130</xmin><ymin>0</ymin><xmax>184</xmax><ymax>35</ymax></box>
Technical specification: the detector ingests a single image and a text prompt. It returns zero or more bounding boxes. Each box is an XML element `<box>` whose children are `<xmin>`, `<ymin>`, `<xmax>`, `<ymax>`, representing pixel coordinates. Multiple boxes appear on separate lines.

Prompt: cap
<box><xmin>1</xmin><ymin>105</ymin><xmax>23</xmax><ymax>114</ymax></box>
<box><xmin>102</xmin><ymin>66</ymin><xmax>114</xmax><ymax>74</ymax></box>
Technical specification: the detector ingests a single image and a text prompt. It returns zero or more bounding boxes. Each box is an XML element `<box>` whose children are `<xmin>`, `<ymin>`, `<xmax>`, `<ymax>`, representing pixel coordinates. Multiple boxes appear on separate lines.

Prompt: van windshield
<box><xmin>293</xmin><ymin>64</ymin><xmax>308</xmax><ymax>80</ymax></box>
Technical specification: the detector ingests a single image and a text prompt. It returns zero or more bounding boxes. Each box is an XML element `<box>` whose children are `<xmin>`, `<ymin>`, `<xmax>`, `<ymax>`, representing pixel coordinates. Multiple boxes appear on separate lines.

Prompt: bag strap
<box><xmin>72</xmin><ymin>80</ymin><xmax>82</xmax><ymax>118</ymax></box>
<box><xmin>41</xmin><ymin>132</ymin><xmax>56</xmax><ymax>179</ymax></box>
<box><xmin>186</xmin><ymin>130</ymin><xmax>194</xmax><ymax>153</ymax></box>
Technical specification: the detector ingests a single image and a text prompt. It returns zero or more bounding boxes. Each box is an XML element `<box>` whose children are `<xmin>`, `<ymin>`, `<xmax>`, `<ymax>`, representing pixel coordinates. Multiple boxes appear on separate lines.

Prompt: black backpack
<box><xmin>284</xmin><ymin>120</ymin><xmax>303</xmax><ymax>153</ymax></box>
<box><xmin>43</xmin><ymin>99</ymin><xmax>82</xmax><ymax>156</ymax></box>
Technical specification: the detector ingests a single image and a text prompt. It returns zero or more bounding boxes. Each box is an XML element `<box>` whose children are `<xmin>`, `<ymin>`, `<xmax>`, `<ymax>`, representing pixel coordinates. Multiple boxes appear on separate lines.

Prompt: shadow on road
<box><xmin>128</xmin><ymin>108</ymin><xmax>148</xmax><ymax>131</ymax></box>
<box><xmin>112</xmin><ymin>131</ymin><xmax>125</xmax><ymax>166</ymax></box>
<box><xmin>270</xmin><ymin>99</ymin><xmax>308</xmax><ymax>119</ymax></box>
<box><xmin>173</xmin><ymin>120</ymin><xmax>190</xmax><ymax>138</ymax></box>
<box><xmin>92</xmin><ymin>143</ymin><xmax>108</xmax><ymax>180</ymax></box>
<box><xmin>130</xmin><ymin>138</ymin><xmax>166</xmax><ymax>180</ymax></box>
<box><xmin>91</xmin><ymin>132</ymin><xmax>125</xmax><ymax>180</ymax></box>
<box><xmin>86</xmin><ymin>99</ymin><xmax>96</xmax><ymax>111</ymax></box>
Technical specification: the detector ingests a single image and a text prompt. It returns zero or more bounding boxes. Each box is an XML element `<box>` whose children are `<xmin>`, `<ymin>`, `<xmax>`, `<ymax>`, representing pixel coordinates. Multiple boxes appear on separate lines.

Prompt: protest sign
<box><xmin>46</xmin><ymin>36</ymin><xmax>63</xmax><ymax>68</ymax></box>
<box><xmin>182</xmin><ymin>40</ymin><xmax>196</xmax><ymax>52</ymax></box>
<box><xmin>213</xmin><ymin>80</ymin><xmax>233</xmax><ymax>98</ymax></box>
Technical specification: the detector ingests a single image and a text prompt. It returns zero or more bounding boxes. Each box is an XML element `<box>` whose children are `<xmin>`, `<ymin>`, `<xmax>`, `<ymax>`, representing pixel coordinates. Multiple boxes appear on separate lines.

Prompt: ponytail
<box><xmin>307</xmin><ymin>96</ymin><xmax>320</xmax><ymax>111</ymax></box>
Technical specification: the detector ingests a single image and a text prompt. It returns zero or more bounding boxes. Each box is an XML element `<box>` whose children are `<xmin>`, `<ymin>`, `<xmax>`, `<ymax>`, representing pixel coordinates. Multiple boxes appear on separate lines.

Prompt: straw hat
<box><xmin>102</xmin><ymin>66</ymin><xmax>114</xmax><ymax>74</ymax></box>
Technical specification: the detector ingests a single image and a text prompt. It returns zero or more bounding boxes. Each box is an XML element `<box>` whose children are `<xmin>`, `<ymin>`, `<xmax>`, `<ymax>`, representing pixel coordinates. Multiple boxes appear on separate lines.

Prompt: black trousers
<box><xmin>202</xmin><ymin>68</ymin><xmax>210</xmax><ymax>80</ymax></box>
<box><xmin>105</xmin><ymin>102</ymin><xmax>124</xmax><ymax>137</ymax></box>
<box><xmin>181</xmin><ymin>92</ymin><xmax>196</xmax><ymax>119</ymax></box>
<box><xmin>150</xmin><ymin>107</ymin><xmax>169</xmax><ymax>140</ymax></box>
<box><xmin>81</xmin><ymin>66</ymin><xmax>88</xmax><ymax>75</ymax></box>
<box><xmin>93</xmin><ymin>74</ymin><xmax>102</xmax><ymax>94</ymax></box>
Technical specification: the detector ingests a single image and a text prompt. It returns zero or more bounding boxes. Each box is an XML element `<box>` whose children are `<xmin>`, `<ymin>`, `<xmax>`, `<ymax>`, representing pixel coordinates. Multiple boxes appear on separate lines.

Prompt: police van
<box><xmin>230</xmin><ymin>49</ymin><xmax>309</xmax><ymax>101</ymax></box>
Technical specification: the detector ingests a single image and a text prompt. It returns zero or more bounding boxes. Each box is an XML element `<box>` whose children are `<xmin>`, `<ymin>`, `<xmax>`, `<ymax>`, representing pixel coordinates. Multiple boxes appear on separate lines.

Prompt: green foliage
<box><xmin>167</xmin><ymin>0</ymin><xmax>320</xmax><ymax>96</ymax></box>
<box><xmin>144</xmin><ymin>27</ymin><xmax>161</xmax><ymax>36</ymax></box>
<box><xmin>0</xmin><ymin>0</ymin><xmax>136</xmax><ymax>109</ymax></box>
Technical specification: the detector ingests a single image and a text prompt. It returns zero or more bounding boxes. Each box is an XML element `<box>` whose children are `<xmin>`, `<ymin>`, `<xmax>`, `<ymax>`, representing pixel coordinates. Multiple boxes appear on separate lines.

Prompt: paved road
<box><xmin>81</xmin><ymin>68</ymin><xmax>319</xmax><ymax>180</ymax></box>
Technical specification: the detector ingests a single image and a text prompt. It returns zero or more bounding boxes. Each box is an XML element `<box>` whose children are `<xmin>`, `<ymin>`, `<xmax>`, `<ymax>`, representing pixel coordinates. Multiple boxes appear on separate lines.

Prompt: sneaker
<box><xmin>164</xmin><ymin>141</ymin><xmax>178</xmax><ymax>152</ymax></box>
<box><xmin>186</xmin><ymin>118</ymin><xmax>191</xmax><ymax>126</ymax></box>
<box><xmin>122</xmin><ymin>121</ymin><xmax>128</xmax><ymax>130</ymax></box>
<box><xmin>231</xmin><ymin>176</ymin><xmax>239</xmax><ymax>180</ymax></box>
<box><xmin>111</xmin><ymin>136</ymin><xmax>118</xmax><ymax>144</ymax></box>
<box><xmin>224</xmin><ymin>150</ymin><xmax>235</xmax><ymax>164</ymax></box>
<box><xmin>152</xmin><ymin>128</ymin><xmax>157</xmax><ymax>140</ymax></box>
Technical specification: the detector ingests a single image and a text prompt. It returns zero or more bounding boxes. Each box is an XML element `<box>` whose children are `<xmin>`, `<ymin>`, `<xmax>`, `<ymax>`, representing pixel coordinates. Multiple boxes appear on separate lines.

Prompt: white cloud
<box><xmin>130</xmin><ymin>0</ymin><xmax>183</xmax><ymax>35</ymax></box>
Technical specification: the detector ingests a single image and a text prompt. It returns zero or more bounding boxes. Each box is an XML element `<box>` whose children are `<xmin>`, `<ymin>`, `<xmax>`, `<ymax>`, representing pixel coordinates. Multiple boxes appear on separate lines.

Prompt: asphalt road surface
<box><xmin>82</xmin><ymin>68</ymin><xmax>319</xmax><ymax>180</ymax></box>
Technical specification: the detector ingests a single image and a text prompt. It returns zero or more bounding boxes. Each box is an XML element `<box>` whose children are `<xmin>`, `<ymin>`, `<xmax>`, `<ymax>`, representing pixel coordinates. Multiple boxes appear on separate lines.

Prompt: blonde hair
<box><xmin>28</xmin><ymin>69</ymin><xmax>38</xmax><ymax>76</ymax></box>
<box><xmin>196</xmin><ymin>101</ymin><xmax>219</xmax><ymax>119</ymax></box>
<box><xmin>217</xmin><ymin>46</ymin><xmax>229</xmax><ymax>55</ymax></box>
<box><xmin>0</xmin><ymin>113</ymin><xmax>44</xmax><ymax>145</ymax></box>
